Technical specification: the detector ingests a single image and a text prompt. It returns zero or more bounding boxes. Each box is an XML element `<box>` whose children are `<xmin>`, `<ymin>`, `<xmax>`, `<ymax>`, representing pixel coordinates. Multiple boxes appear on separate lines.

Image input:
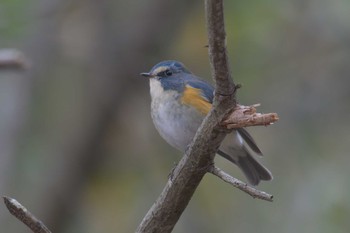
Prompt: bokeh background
<box><xmin>1</xmin><ymin>0</ymin><xmax>350</xmax><ymax>232</ymax></box>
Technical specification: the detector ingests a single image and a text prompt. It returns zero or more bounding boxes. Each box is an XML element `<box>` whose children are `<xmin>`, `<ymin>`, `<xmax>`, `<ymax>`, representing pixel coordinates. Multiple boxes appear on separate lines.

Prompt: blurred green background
<box><xmin>1</xmin><ymin>0</ymin><xmax>350</xmax><ymax>232</ymax></box>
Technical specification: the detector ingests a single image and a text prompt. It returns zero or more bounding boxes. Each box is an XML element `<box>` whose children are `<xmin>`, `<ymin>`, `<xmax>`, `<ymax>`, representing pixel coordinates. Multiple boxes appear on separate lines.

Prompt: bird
<box><xmin>141</xmin><ymin>60</ymin><xmax>272</xmax><ymax>185</ymax></box>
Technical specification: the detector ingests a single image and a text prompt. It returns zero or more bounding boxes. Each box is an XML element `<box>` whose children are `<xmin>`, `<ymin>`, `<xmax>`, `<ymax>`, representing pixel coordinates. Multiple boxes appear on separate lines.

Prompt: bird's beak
<box><xmin>140</xmin><ymin>72</ymin><xmax>154</xmax><ymax>78</ymax></box>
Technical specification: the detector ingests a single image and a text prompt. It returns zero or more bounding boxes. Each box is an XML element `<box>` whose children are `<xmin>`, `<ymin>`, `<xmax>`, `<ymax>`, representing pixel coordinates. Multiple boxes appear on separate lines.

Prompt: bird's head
<box><xmin>141</xmin><ymin>60</ymin><xmax>193</xmax><ymax>93</ymax></box>
<box><xmin>140</xmin><ymin>60</ymin><xmax>190</xmax><ymax>80</ymax></box>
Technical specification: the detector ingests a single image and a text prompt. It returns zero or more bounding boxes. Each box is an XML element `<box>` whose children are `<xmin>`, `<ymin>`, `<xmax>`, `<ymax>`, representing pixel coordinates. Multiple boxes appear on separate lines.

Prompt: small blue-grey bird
<box><xmin>141</xmin><ymin>60</ymin><xmax>272</xmax><ymax>185</ymax></box>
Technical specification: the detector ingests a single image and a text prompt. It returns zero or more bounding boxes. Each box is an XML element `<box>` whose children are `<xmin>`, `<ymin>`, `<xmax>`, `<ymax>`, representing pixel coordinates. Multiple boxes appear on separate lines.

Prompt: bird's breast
<box><xmin>149</xmin><ymin>79</ymin><xmax>204</xmax><ymax>151</ymax></box>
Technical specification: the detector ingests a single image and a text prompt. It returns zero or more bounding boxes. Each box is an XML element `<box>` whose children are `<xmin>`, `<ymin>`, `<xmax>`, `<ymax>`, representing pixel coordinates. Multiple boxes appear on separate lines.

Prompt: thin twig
<box><xmin>222</xmin><ymin>104</ymin><xmax>279</xmax><ymax>129</ymax></box>
<box><xmin>3</xmin><ymin>196</ymin><xmax>52</xmax><ymax>233</ymax></box>
<box><xmin>208</xmin><ymin>166</ymin><xmax>273</xmax><ymax>202</ymax></box>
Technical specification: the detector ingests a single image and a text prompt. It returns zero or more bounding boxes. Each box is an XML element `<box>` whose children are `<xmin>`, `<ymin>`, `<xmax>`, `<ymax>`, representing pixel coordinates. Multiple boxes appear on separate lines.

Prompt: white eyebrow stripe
<box><xmin>153</xmin><ymin>66</ymin><xmax>168</xmax><ymax>75</ymax></box>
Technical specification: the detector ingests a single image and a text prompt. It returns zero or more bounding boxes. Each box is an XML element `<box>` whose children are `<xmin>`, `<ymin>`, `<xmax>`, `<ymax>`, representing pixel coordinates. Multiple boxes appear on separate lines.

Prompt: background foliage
<box><xmin>0</xmin><ymin>0</ymin><xmax>349</xmax><ymax>232</ymax></box>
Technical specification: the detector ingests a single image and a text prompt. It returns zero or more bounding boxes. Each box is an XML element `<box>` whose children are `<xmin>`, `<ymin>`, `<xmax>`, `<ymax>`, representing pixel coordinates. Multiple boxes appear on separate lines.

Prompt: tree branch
<box><xmin>206</xmin><ymin>0</ymin><xmax>236</xmax><ymax>99</ymax></box>
<box><xmin>136</xmin><ymin>1</ymin><xmax>237</xmax><ymax>232</ymax></box>
<box><xmin>208</xmin><ymin>166</ymin><xmax>273</xmax><ymax>201</ymax></box>
<box><xmin>222</xmin><ymin>104</ymin><xmax>279</xmax><ymax>129</ymax></box>
<box><xmin>3</xmin><ymin>196</ymin><xmax>52</xmax><ymax>233</ymax></box>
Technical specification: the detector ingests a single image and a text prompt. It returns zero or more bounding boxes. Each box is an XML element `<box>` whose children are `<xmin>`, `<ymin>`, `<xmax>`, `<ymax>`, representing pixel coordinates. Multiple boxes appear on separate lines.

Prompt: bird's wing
<box><xmin>237</xmin><ymin>128</ymin><xmax>263</xmax><ymax>156</ymax></box>
<box><xmin>181</xmin><ymin>78</ymin><xmax>214</xmax><ymax>115</ymax></box>
<box><xmin>182</xmin><ymin>76</ymin><xmax>263</xmax><ymax>156</ymax></box>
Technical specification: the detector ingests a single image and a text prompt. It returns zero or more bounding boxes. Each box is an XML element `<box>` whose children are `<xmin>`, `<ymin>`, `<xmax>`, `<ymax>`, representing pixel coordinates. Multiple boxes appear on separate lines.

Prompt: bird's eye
<box><xmin>165</xmin><ymin>69</ymin><xmax>173</xmax><ymax>76</ymax></box>
<box><xmin>158</xmin><ymin>69</ymin><xmax>173</xmax><ymax>77</ymax></box>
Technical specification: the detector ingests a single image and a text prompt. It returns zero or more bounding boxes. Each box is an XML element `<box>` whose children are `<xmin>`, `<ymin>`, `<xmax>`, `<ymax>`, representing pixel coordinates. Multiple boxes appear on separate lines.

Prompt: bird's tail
<box><xmin>236</xmin><ymin>148</ymin><xmax>272</xmax><ymax>186</ymax></box>
<box><xmin>218</xmin><ymin>148</ymin><xmax>273</xmax><ymax>186</ymax></box>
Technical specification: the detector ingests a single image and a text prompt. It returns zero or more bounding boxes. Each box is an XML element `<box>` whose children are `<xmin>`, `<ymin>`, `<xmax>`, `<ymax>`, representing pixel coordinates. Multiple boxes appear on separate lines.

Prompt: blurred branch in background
<box><xmin>0</xmin><ymin>49</ymin><xmax>29</xmax><ymax>70</ymax></box>
<box><xmin>0</xmin><ymin>48</ymin><xmax>29</xmax><ymax>201</ymax></box>
<box><xmin>0</xmin><ymin>49</ymin><xmax>32</xmax><ymax>233</ymax></box>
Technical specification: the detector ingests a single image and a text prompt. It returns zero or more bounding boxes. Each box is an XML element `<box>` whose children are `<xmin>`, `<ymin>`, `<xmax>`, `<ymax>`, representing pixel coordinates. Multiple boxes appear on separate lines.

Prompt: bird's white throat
<box><xmin>149</xmin><ymin>79</ymin><xmax>164</xmax><ymax>100</ymax></box>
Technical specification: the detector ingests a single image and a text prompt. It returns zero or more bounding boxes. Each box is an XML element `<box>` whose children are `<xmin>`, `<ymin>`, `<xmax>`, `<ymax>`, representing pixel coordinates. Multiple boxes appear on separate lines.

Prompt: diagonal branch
<box><xmin>3</xmin><ymin>196</ymin><xmax>52</xmax><ymax>233</ymax></box>
<box><xmin>136</xmin><ymin>1</ymin><xmax>239</xmax><ymax>232</ymax></box>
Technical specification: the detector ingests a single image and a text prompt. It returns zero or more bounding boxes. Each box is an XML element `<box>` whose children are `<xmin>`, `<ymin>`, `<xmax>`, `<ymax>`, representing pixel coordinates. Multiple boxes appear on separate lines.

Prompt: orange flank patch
<box><xmin>181</xmin><ymin>85</ymin><xmax>212</xmax><ymax>115</ymax></box>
